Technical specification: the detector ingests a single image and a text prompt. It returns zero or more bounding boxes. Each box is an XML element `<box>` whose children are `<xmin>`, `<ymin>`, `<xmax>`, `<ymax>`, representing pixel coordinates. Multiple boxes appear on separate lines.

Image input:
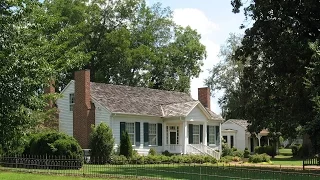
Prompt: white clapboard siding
<box><xmin>221</xmin><ymin>122</ymin><xmax>246</xmax><ymax>150</ymax></box>
<box><xmin>57</xmin><ymin>80</ymin><xmax>75</xmax><ymax>136</ymax></box>
<box><xmin>112</xmin><ymin>115</ymin><xmax>162</xmax><ymax>146</ymax></box>
<box><xmin>94</xmin><ymin>101</ymin><xmax>111</xmax><ymax>126</ymax></box>
<box><xmin>185</xmin><ymin>105</ymin><xmax>208</xmax><ymax>122</ymax></box>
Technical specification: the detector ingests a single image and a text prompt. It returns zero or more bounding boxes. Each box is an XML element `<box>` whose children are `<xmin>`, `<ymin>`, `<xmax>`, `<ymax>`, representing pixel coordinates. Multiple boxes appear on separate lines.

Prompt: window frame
<box><xmin>208</xmin><ymin>126</ymin><xmax>216</xmax><ymax>145</ymax></box>
<box><xmin>148</xmin><ymin>123</ymin><xmax>157</xmax><ymax>146</ymax></box>
<box><xmin>193</xmin><ymin>125</ymin><xmax>200</xmax><ymax>144</ymax></box>
<box><xmin>69</xmin><ymin>93</ymin><xmax>75</xmax><ymax>111</ymax></box>
<box><xmin>125</xmin><ymin>122</ymin><xmax>135</xmax><ymax>146</ymax></box>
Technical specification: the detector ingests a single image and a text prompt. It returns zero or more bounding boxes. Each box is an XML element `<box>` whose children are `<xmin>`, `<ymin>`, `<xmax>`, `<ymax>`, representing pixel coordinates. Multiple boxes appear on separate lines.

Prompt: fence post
<box><xmin>15</xmin><ymin>154</ymin><xmax>17</xmax><ymax>168</ymax></box>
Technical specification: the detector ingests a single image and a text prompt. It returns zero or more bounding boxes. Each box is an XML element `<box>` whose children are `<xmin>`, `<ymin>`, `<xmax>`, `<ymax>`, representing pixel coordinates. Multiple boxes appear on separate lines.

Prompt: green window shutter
<box><xmin>157</xmin><ymin>123</ymin><xmax>162</xmax><ymax>146</ymax></box>
<box><xmin>200</xmin><ymin>125</ymin><xmax>203</xmax><ymax>143</ymax></box>
<box><xmin>143</xmin><ymin>123</ymin><xmax>149</xmax><ymax>146</ymax></box>
<box><xmin>216</xmin><ymin>126</ymin><xmax>220</xmax><ymax>145</ymax></box>
<box><xmin>207</xmin><ymin>126</ymin><xmax>209</xmax><ymax>144</ymax></box>
<box><xmin>135</xmin><ymin>122</ymin><xmax>140</xmax><ymax>146</ymax></box>
<box><xmin>188</xmin><ymin>124</ymin><xmax>193</xmax><ymax>144</ymax></box>
<box><xmin>120</xmin><ymin>122</ymin><xmax>126</xmax><ymax>140</ymax></box>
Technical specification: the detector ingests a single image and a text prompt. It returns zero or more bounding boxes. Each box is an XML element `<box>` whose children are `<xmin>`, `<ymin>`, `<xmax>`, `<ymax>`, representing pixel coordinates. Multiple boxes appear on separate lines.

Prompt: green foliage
<box><xmin>248</xmin><ymin>154</ymin><xmax>271</xmax><ymax>163</ymax></box>
<box><xmin>291</xmin><ymin>144</ymin><xmax>303</xmax><ymax>158</ymax></box>
<box><xmin>222</xmin><ymin>143</ymin><xmax>233</xmax><ymax>157</ymax></box>
<box><xmin>89</xmin><ymin>123</ymin><xmax>115</xmax><ymax>163</ymax></box>
<box><xmin>162</xmin><ymin>150</ymin><xmax>173</xmax><ymax>156</ymax></box>
<box><xmin>24</xmin><ymin>132</ymin><xmax>83</xmax><ymax>158</ymax></box>
<box><xmin>0</xmin><ymin>0</ymin><xmax>60</xmax><ymax>154</ymax></box>
<box><xmin>244</xmin><ymin>148</ymin><xmax>250</xmax><ymax>158</ymax></box>
<box><xmin>233</xmin><ymin>150</ymin><xmax>244</xmax><ymax>158</ymax></box>
<box><xmin>254</xmin><ymin>146</ymin><xmax>276</xmax><ymax>157</ymax></box>
<box><xmin>205</xmin><ymin>33</ymin><xmax>245</xmax><ymax>119</ymax></box>
<box><xmin>148</xmin><ymin>148</ymin><xmax>157</xmax><ymax>156</ymax></box>
<box><xmin>119</xmin><ymin>131</ymin><xmax>133</xmax><ymax>158</ymax></box>
<box><xmin>228</xmin><ymin>0</ymin><xmax>320</xmax><ymax>142</ymax></box>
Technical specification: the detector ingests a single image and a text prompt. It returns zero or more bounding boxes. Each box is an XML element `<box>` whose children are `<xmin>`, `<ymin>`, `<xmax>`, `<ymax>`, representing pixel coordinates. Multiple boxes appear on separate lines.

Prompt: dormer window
<box><xmin>69</xmin><ymin>93</ymin><xmax>74</xmax><ymax>111</ymax></box>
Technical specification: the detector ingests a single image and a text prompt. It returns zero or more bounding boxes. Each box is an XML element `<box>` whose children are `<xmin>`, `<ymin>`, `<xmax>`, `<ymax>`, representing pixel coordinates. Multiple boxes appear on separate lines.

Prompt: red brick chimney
<box><xmin>44</xmin><ymin>79</ymin><xmax>55</xmax><ymax>108</ymax></box>
<box><xmin>73</xmin><ymin>69</ymin><xmax>95</xmax><ymax>148</ymax></box>
<box><xmin>198</xmin><ymin>87</ymin><xmax>210</xmax><ymax>109</ymax></box>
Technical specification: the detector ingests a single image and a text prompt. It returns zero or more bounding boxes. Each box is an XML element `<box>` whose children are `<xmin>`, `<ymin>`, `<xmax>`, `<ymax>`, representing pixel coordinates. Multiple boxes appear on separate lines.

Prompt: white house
<box><xmin>221</xmin><ymin>119</ymin><xmax>269</xmax><ymax>152</ymax></box>
<box><xmin>56</xmin><ymin>70</ymin><xmax>223</xmax><ymax>159</ymax></box>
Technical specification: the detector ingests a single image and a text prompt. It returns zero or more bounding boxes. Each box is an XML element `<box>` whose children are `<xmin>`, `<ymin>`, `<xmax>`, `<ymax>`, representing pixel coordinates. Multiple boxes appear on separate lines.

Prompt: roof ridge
<box><xmin>90</xmin><ymin>82</ymin><xmax>192</xmax><ymax>96</ymax></box>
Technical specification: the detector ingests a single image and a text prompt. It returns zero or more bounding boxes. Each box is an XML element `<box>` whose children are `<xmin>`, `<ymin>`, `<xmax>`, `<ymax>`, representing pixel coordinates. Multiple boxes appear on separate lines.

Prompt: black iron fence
<box><xmin>1</xmin><ymin>155</ymin><xmax>320</xmax><ymax>179</ymax></box>
<box><xmin>303</xmin><ymin>157</ymin><xmax>320</xmax><ymax>170</ymax></box>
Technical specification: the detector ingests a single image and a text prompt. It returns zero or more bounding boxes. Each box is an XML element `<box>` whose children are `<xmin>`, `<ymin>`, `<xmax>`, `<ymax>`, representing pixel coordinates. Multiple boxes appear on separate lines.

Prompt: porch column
<box><xmin>183</xmin><ymin>120</ymin><xmax>188</xmax><ymax>154</ymax></box>
<box><xmin>204</xmin><ymin>121</ymin><xmax>207</xmax><ymax>146</ymax></box>
<box><xmin>257</xmin><ymin>135</ymin><xmax>261</xmax><ymax>146</ymax></box>
<box><xmin>219</xmin><ymin>122</ymin><xmax>222</xmax><ymax>153</ymax></box>
<box><xmin>267</xmin><ymin>138</ymin><xmax>270</xmax><ymax>146</ymax></box>
<box><xmin>163</xmin><ymin>122</ymin><xmax>166</xmax><ymax>147</ymax></box>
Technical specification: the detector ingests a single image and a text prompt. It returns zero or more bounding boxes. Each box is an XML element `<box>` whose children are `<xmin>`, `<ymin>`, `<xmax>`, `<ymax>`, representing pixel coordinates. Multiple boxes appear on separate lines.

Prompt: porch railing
<box><xmin>192</xmin><ymin>144</ymin><xmax>220</xmax><ymax>160</ymax></box>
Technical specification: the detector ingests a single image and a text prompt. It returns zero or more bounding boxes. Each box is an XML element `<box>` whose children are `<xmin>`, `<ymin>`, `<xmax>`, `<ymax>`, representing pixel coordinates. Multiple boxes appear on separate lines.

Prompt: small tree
<box><xmin>89</xmin><ymin>123</ymin><xmax>114</xmax><ymax>163</ymax></box>
<box><xmin>119</xmin><ymin>131</ymin><xmax>133</xmax><ymax>158</ymax></box>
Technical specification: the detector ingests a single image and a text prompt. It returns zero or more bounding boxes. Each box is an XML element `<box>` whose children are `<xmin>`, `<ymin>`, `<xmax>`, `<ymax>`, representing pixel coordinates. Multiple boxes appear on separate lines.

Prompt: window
<box><xmin>231</xmin><ymin>135</ymin><xmax>234</xmax><ymax>148</ymax></box>
<box><xmin>223</xmin><ymin>136</ymin><xmax>228</xmax><ymax>143</ymax></box>
<box><xmin>149</xmin><ymin>123</ymin><xmax>157</xmax><ymax>145</ymax></box>
<box><xmin>126</xmin><ymin>122</ymin><xmax>135</xmax><ymax>145</ymax></box>
<box><xmin>193</xmin><ymin>125</ymin><xmax>200</xmax><ymax>144</ymax></box>
<box><xmin>69</xmin><ymin>93</ymin><xmax>74</xmax><ymax>111</ymax></box>
<box><xmin>208</xmin><ymin>126</ymin><xmax>216</xmax><ymax>144</ymax></box>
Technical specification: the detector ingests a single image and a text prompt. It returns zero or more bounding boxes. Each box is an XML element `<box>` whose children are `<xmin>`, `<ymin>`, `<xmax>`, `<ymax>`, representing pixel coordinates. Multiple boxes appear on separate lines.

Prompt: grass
<box><xmin>271</xmin><ymin>155</ymin><xmax>302</xmax><ymax>166</ymax></box>
<box><xmin>2</xmin><ymin>163</ymin><xmax>320</xmax><ymax>180</ymax></box>
<box><xmin>279</xmin><ymin>148</ymin><xmax>293</xmax><ymax>156</ymax></box>
<box><xmin>0</xmin><ymin>172</ymin><xmax>116</xmax><ymax>180</ymax></box>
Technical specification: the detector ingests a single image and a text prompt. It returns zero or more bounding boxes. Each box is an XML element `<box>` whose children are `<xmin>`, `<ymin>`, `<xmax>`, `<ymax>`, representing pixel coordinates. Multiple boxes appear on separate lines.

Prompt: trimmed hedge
<box><xmin>109</xmin><ymin>154</ymin><xmax>217</xmax><ymax>165</ymax></box>
<box><xmin>254</xmin><ymin>146</ymin><xmax>276</xmax><ymax>157</ymax></box>
<box><xmin>23</xmin><ymin>132</ymin><xmax>83</xmax><ymax>159</ymax></box>
<box><xmin>248</xmin><ymin>153</ymin><xmax>271</xmax><ymax>163</ymax></box>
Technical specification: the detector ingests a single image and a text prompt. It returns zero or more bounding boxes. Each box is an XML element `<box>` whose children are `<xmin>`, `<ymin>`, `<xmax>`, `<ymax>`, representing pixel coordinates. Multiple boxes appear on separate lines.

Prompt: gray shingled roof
<box><xmin>224</xmin><ymin>119</ymin><xmax>249</xmax><ymax>129</ymax></box>
<box><xmin>89</xmin><ymin>82</ymin><xmax>222</xmax><ymax>119</ymax></box>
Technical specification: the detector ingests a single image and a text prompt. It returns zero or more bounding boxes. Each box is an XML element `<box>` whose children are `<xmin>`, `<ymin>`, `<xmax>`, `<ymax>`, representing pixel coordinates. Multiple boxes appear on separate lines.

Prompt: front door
<box><xmin>170</xmin><ymin>132</ymin><xmax>177</xmax><ymax>144</ymax></box>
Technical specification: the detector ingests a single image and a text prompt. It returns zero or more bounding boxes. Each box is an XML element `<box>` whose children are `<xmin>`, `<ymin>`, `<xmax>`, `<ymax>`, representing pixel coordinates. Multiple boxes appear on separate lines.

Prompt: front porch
<box><xmin>162</xmin><ymin>120</ymin><xmax>221</xmax><ymax>159</ymax></box>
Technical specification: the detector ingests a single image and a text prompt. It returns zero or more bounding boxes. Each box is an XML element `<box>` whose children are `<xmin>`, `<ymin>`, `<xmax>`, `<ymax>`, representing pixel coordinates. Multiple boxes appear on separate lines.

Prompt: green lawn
<box><xmin>2</xmin><ymin>163</ymin><xmax>320</xmax><ymax>180</ymax></box>
<box><xmin>0</xmin><ymin>172</ymin><xmax>116</xmax><ymax>180</ymax></box>
<box><xmin>270</xmin><ymin>155</ymin><xmax>302</xmax><ymax>166</ymax></box>
<box><xmin>279</xmin><ymin>148</ymin><xmax>293</xmax><ymax>156</ymax></box>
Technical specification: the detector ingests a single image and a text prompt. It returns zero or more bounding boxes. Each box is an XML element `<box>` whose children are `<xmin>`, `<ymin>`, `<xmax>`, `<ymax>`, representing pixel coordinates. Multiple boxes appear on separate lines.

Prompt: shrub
<box><xmin>119</xmin><ymin>131</ymin><xmax>133</xmax><ymax>158</ymax></box>
<box><xmin>149</xmin><ymin>148</ymin><xmax>157</xmax><ymax>156</ymax></box>
<box><xmin>248</xmin><ymin>153</ymin><xmax>270</xmax><ymax>163</ymax></box>
<box><xmin>89</xmin><ymin>123</ymin><xmax>114</xmax><ymax>163</ymax></box>
<box><xmin>233</xmin><ymin>150</ymin><xmax>244</xmax><ymax>158</ymax></box>
<box><xmin>254</xmin><ymin>146</ymin><xmax>276</xmax><ymax>157</ymax></box>
<box><xmin>222</xmin><ymin>143</ymin><xmax>233</xmax><ymax>157</ymax></box>
<box><xmin>162</xmin><ymin>150</ymin><xmax>173</xmax><ymax>156</ymax></box>
<box><xmin>111</xmin><ymin>155</ymin><xmax>128</xmax><ymax>165</ymax></box>
<box><xmin>232</xmin><ymin>147</ymin><xmax>238</xmax><ymax>151</ymax></box>
<box><xmin>291</xmin><ymin>144</ymin><xmax>301</xmax><ymax>157</ymax></box>
<box><xmin>219</xmin><ymin>156</ymin><xmax>233</xmax><ymax>163</ymax></box>
<box><xmin>244</xmin><ymin>148</ymin><xmax>250</xmax><ymax>158</ymax></box>
<box><xmin>24</xmin><ymin>132</ymin><xmax>82</xmax><ymax>158</ymax></box>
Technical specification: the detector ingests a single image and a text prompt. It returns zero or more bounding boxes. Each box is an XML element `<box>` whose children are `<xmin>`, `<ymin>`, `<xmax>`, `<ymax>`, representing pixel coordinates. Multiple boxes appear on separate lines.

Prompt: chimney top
<box><xmin>198</xmin><ymin>87</ymin><xmax>210</xmax><ymax>110</ymax></box>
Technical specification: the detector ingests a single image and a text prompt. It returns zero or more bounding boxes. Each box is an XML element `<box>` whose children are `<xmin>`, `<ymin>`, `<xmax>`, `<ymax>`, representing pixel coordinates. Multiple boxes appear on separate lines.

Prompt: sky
<box><xmin>148</xmin><ymin>0</ymin><xmax>246</xmax><ymax>115</ymax></box>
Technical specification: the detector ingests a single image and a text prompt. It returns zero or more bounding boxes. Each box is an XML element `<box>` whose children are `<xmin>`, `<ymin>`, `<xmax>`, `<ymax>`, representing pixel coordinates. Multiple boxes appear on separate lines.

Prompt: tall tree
<box><xmin>205</xmin><ymin>33</ymin><xmax>246</xmax><ymax>119</ymax></box>
<box><xmin>230</xmin><ymin>0</ymin><xmax>320</xmax><ymax>141</ymax></box>
<box><xmin>0</xmin><ymin>0</ymin><xmax>57</xmax><ymax>154</ymax></box>
<box><xmin>38</xmin><ymin>0</ymin><xmax>206</xmax><ymax>93</ymax></box>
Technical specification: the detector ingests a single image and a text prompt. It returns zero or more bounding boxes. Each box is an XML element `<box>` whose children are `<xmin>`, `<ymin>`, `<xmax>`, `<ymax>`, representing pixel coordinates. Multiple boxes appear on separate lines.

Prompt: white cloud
<box><xmin>173</xmin><ymin>8</ymin><xmax>219</xmax><ymax>36</ymax></box>
<box><xmin>173</xmin><ymin>8</ymin><xmax>222</xmax><ymax>114</ymax></box>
